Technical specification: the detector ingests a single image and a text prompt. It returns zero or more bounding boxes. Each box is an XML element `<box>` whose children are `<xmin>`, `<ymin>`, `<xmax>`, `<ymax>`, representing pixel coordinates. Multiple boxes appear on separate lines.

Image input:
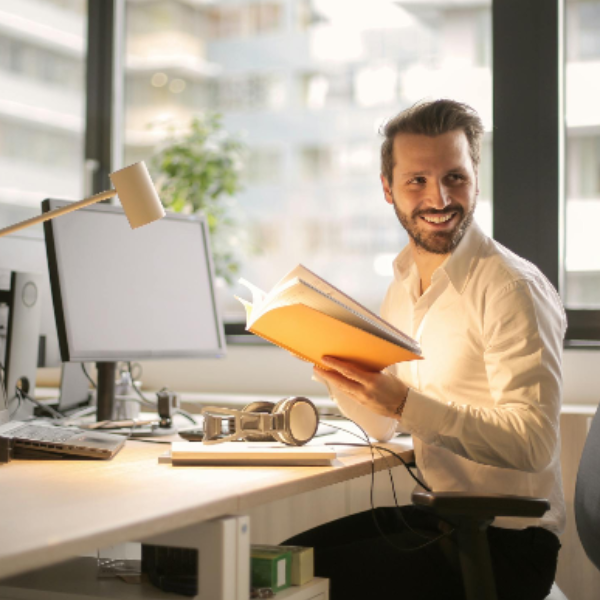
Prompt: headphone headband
<box><xmin>201</xmin><ymin>397</ymin><xmax>319</xmax><ymax>446</ymax></box>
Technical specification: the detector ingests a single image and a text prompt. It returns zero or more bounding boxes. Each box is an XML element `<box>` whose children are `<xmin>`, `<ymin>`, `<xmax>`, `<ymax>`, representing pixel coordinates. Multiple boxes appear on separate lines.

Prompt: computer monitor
<box><xmin>42</xmin><ymin>200</ymin><xmax>226</xmax><ymax>422</ymax></box>
<box><xmin>0</xmin><ymin>233</ymin><xmax>62</xmax><ymax>426</ymax></box>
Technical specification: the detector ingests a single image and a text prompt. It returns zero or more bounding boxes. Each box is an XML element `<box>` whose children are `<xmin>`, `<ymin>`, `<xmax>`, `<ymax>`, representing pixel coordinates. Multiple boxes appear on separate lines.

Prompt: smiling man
<box><xmin>285</xmin><ymin>100</ymin><xmax>565</xmax><ymax>600</ymax></box>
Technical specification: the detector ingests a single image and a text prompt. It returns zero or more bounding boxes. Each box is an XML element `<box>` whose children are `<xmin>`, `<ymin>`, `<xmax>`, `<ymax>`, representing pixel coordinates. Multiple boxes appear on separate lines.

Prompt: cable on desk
<box><xmin>0</xmin><ymin>362</ymin><xmax>22</xmax><ymax>420</ymax></box>
<box><xmin>81</xmin><ymin>363</ymin><xmax>97</xmax><ymax>388</ymax></box>
<box><xmin>0</xmin><ymin>361</ymin><xmax>7</xmax><ymax>403</ymax></box>
<box><xmin>8</xmin><ymin>392</ymin><xmax>21</xmax><ymax>419</ymax></box>
<box><xmin>16</xmin><ymin>388</ymin><xmax>64</xmax><ymax>420</ymax></box>
<box><xmin>322</xmin><ymin>418</ymin><xmax>421</xmax><ymax>539</ymax></box>
<box><xmin>320</xmin><ymin>415</ymin><xmax>454</xmax><ymax>553</ymax></box>
<box><xmin>127</xmin><ymin>362</ymin><xmax>156</xmax><ymax>407</ymax></box>
<box><xmin>320</xmin><ymin>414</ymin><xmax>401</xmax><ymax>506</ymax></box>
<box><xmin>122</xmin><ymin>365</ymin><xmax>197</xmax><ymax>428</ymax></box>
<box><xmin>174</xmin><ymin>408</ymin><xmax>198</xmax><ymax>425</ymax></box>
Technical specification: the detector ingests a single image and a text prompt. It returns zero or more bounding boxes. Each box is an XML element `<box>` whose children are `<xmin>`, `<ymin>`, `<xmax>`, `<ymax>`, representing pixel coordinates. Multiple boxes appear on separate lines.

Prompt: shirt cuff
<box><xmin>400</xmin><ymin>388</ymin><xmax>452</xmax><ymax>444</ymax></box>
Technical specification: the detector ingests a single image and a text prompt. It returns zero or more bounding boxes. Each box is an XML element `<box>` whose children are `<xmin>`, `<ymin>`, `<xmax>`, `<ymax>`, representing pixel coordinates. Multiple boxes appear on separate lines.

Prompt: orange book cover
<box><xmin>237</xmin><ymin>265</ymin><xmax>422</xmax><ymax>372</ymax></box>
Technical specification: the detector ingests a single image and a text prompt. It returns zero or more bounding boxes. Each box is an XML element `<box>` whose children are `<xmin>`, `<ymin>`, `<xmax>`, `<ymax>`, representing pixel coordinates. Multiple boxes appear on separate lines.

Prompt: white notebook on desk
<box><xmin>169</xmin><ymin>442</ymin><xmax>337</xmax><ymax>466</ymax></box>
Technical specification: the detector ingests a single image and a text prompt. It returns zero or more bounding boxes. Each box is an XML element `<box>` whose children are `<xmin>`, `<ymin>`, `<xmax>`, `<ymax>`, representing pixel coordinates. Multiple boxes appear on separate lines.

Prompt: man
<box><xmin>285</xmin><ymin>100</ymin><xmax>565</xmax><ymax>600</ymax></box>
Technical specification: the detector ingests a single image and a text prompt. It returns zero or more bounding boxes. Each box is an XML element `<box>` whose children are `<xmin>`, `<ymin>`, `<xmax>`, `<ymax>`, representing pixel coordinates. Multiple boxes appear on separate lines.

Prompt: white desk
<box><xmin>0</xmin><ymin>431</ymin><xmax>414</xmax><ymax>599</ymax></box>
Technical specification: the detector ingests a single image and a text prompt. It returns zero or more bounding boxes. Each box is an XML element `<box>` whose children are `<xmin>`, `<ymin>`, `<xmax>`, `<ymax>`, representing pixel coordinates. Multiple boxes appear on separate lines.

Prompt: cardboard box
<box><xmin>251</xmin><ymin>545</ymin><xmax>314</xmax><ymax>586</ymax></box>
<box><xmin>250</xmin><ymin>547</ymin><xmax>291</xmax><ymax>593</ymax></box>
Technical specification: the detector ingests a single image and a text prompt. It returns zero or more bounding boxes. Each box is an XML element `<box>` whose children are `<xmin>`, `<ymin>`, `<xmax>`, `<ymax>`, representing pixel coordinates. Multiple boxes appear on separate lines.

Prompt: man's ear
<box><xmin>380</xmin><ymin>174</ymin><xmax>394</xmax><ymax>205</ymax></box>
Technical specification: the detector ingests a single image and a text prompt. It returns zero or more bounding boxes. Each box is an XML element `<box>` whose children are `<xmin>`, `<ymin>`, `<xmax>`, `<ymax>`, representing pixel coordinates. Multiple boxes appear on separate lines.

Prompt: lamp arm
<box><xmin>0</xmin><ymin>189</ymin><xmax>118</xmax><ymax>239</ymax></box>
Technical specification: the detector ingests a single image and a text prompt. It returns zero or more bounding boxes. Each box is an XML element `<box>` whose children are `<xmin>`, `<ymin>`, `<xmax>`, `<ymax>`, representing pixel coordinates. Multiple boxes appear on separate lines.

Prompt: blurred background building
<box><xmin>0</xmin><ymin>0</ymin><xmax>598</xmax><ymax>326</ymax></box>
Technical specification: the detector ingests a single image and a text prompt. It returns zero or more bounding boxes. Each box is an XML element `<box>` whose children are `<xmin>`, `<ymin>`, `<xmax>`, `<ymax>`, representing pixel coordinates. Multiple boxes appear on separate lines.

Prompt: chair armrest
<box><xmin>412</xmin><ymin>491</ymin><xmax>550</xmax><ymax>519</ymax></box>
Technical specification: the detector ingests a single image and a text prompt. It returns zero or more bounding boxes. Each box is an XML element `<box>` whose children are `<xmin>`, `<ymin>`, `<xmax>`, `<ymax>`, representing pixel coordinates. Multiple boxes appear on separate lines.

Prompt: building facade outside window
<box><xmin>123</xmin><ymin>0</ymin><xmax>493</xmax><ymax>321</ymax></box>
<box><xmin>564</xmin><ymin>0</ymin><xmax>600</xmax><ymax>308</ymax></box>
<box><xmin>0</xmin><ymin>0</ymin><xmax>87</xmax><ymax>230</ymax></box>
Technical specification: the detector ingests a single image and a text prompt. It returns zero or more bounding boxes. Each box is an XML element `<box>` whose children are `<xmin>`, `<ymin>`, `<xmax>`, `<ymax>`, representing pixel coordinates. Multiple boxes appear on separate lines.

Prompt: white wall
<box><xmin>36</xmin><ymin>346</ymin><xmax>600</xmax><ymax>405</ymax></box>
<box><xmin>562</xmin><ymin>349</ymin><xmax>600</xmax><ymax>404</ymax></box>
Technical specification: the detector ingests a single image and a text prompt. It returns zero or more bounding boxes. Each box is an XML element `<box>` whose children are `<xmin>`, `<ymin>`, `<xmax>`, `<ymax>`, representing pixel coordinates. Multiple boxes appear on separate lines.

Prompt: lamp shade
<box><xmin>110</xmin><ymin>162</ymin><xmax>165</xmax><ymax>229</ymax></box>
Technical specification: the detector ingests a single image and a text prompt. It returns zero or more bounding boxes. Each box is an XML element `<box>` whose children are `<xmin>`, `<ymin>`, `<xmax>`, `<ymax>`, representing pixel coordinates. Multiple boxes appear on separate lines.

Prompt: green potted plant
<box><xmin>150</xmin><ymin>113</ymin><xmax>245</xmax><ymax>285</ymax></box>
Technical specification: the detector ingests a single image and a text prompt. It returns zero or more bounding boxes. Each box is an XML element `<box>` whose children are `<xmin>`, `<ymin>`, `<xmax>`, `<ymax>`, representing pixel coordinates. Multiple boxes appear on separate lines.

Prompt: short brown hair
<box><xmin>380</xmin><ymin>99</ymin><xmax>484</xmax><ymax>183</ymax></box>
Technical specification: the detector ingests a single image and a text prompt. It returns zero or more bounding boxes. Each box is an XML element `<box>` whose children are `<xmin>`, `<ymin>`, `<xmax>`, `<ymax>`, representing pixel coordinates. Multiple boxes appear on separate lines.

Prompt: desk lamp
<box><xmin>0</xmin><ymin>161</ymin><xmax>165</xmax><ymax>238</ymax></box>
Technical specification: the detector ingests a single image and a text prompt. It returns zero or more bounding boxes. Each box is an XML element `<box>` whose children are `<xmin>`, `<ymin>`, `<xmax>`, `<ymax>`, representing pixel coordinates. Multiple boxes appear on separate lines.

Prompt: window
<box><xmin>207</xmin><ymin>2</ymin><xmax>283</xmax><ymax>39</ymax></box>
<box><xmin>564</xmin><ymin>0</ymin><xmax>600</xmax><ymax>308</ymax></box>
<box><xmin>0</xmin><ymin>0</ymin><xmax>87</xmax><ymax>230</ymax></box>
<box><xmin>123</xmin><ymin>0</ymin><xmax>492</xmax><ymax>323</ymax></box>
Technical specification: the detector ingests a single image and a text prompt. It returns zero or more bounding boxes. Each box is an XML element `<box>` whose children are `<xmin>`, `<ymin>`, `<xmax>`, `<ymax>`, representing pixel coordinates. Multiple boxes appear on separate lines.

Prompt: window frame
<box><xmin>493</xmin><ymin>0</ymin><xmax>600</xmax><ymax>347</ymax></box>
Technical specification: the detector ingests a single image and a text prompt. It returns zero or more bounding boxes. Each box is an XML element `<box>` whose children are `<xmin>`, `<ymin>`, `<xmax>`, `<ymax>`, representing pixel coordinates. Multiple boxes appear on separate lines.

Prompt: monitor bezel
<box><xmin>43</xmin><ymin>199</ymin><xmax>227</xmax><ymax>363</ymax></box>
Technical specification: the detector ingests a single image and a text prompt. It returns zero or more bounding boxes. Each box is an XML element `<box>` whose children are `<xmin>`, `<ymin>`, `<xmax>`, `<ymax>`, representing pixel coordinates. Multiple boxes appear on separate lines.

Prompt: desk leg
<box><xmin>141</xmin><ymin>515</ymin><xmax>250</xmax><ymax>600</ymax></box>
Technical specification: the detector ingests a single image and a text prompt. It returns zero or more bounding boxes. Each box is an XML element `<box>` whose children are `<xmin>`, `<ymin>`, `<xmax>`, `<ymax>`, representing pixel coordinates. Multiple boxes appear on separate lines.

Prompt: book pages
<box><xmin>234</xmin><ymin>295</ymin><xmax>254</xmax><ymax>322</ymax></box>
<box><xmin>238</xmin><ymin>278</ymin><xmax>268</xmax><ymax>306</ymax></box>
<box><xmin>236</xmin><ymin>265</ymin><xmax>422</xmax><ymax>368</ymax></box>
<box><xmin>272</xmin><ymin>265</ymin><xmax>419</xmax><ymax>352</ymax></box>
<box><xmin>249</xmin><ymin>303</ymin><xmax>421</xmax><ymax>371</ymax></box>
<box><xmin>256</xmin><ymin>279</ymin><xmax>415</xmax><ymax>350</ymax></box>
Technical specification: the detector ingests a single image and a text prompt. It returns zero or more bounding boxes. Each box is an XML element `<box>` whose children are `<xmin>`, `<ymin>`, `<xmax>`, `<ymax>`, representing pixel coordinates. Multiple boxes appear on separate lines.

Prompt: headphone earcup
<box><xmin>271</xmin><ymin>397</ymin><xmax>319</xmax><ymax>446</ymax></box>
<box><xmin>241</xmin><ymin>401</ymin><xmax>276</xmax><ymax>442</ymax></box>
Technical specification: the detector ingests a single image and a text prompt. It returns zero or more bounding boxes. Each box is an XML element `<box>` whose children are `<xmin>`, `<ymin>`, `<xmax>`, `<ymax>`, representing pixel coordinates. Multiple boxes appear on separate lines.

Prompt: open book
<box><xmin>236</xmin><ymin>264</ymin><xmax>422</xmax><ymax>372</ymax></box>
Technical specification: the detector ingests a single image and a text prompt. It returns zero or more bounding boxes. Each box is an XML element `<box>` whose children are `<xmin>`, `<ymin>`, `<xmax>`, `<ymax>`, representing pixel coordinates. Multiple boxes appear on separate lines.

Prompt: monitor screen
<box><xmin>43</xmin><ymin>200</ymin><xmax>226</xmax><ymax>363</ymax></box>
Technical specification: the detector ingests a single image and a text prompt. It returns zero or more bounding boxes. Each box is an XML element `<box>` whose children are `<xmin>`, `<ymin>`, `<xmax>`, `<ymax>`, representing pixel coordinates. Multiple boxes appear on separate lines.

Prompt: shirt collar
<box><xmin>392</xmin><ymin>220</ymin><xmax>486</xmax><ymax>295</ymax></box>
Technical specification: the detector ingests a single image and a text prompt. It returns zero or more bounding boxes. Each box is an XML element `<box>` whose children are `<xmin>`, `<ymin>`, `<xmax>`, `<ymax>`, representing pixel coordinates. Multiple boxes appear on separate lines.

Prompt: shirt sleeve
<box><xmin>399</xmin><ymin>278</ymin><xmax>566</xmax><ymax>473</ymax></box>
<box><xmin>312</xmin><ymin>370</ymin><xmax>397</xmax><ymax>442</ymax></box>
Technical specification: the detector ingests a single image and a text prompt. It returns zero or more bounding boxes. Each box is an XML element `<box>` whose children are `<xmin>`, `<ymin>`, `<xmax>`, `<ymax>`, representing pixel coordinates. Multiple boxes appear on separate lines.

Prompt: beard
<box><xmin>393</xmin><ymin>199</ymin><xmax>475</xmax><ymax>255</ymax></box>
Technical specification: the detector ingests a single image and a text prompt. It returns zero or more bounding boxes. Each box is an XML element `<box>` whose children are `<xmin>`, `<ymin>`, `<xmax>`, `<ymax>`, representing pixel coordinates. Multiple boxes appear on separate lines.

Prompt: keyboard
<box><xmin>7</xmin><ymin>423</ymin><xmax>80</xmax><ymax>443</ymax></box>
<box><xmin>0</xmin><ymin>420</ymin><xmax>127</xmax><ymax>459</ymax></box>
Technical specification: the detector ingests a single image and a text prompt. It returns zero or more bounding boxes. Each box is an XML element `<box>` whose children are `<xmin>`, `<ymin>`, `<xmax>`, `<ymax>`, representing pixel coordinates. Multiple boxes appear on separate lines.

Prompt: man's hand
<box><xmin>315</xmin><ymin>356</ymin><xmax>409</xmax><ymax>419</ymax></box>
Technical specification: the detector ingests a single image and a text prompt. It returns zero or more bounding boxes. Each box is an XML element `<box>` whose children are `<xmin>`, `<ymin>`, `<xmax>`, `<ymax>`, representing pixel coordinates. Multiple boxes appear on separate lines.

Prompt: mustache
<box><xmin>412</xmin><ymin>205</ymin><xmax>464</xmax><ymax>219</ymax></box>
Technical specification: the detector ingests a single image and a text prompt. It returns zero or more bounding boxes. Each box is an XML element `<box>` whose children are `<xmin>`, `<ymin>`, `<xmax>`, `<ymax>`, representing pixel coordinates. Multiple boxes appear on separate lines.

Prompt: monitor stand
<box><xmin>96</xmin><ymin>362</ymin><xmax>117</xmax><ymax>422</ymax></box>
<box><xmin>95</xmin><ymin>361</ymin><xmax>176</xmax><ymax>437</ymax></box>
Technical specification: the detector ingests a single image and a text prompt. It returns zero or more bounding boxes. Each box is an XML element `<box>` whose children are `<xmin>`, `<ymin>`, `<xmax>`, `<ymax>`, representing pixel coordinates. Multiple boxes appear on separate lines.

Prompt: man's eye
<box><xmin>409</xmin><ymin>177</ymin><xmax>426</xmax><ymax>185</ymax></box>
<box><xmin>447</xmin><ymin>173</ymin><xmax>466</xmax><ymax>183</ymax></box>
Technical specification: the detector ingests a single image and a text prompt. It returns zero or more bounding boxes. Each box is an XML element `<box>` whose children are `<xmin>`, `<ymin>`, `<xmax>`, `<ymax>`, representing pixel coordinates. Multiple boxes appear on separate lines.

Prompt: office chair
<box><xmin>411</xmin><ymin>404</ymin><xmax>600</xmax><ymax>600</ymax></box>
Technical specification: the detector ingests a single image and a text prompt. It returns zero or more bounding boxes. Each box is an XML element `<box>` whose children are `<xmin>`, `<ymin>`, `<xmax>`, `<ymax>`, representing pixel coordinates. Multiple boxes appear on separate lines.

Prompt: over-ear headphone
<box><xmin>201</xmin><ymin>397</ymin><xmax>319</xmax><ymax>446</ymax></box>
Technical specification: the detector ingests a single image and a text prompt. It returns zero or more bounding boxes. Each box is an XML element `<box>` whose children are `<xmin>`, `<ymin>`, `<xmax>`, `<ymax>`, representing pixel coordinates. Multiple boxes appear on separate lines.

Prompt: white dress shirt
<box><xmin>327</xmin><ymin>221</ymin><xmax>566</xmax><ymax>534</ymax></box>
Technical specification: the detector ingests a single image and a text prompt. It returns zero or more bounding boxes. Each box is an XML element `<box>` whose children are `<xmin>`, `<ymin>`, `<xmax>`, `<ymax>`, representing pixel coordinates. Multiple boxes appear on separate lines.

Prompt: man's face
<box><xmin>381</xmin><ymin>130</ymin><xmax>478</xmax><ymax>255</ymax></box>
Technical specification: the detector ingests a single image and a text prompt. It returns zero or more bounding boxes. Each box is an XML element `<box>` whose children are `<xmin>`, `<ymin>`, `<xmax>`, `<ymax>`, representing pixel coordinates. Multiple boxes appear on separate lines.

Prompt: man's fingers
<box><xmin>316</xmin><ymin>367</ymin><xmax>363</xmax><ymax>397</ymax></box>
<box><xmin>321</xmin><ymin>356</ymin><xmax>371</xmax><ymax>385</ymax></box>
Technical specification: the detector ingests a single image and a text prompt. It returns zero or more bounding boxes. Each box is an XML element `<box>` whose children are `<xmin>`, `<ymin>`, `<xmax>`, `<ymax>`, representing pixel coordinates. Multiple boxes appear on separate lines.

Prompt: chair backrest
<box><xmin>575</xmin><ymin>405</ymin><xmax>600</xmax><ymax>570</ymax></box>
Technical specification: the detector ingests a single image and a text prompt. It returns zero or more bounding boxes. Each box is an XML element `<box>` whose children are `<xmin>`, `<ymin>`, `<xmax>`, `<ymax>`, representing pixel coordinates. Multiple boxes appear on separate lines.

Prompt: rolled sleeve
<box><xmin>399</xmin><ymin>388</ymin><xmax>451</xmax><ymax>444</ymax></box>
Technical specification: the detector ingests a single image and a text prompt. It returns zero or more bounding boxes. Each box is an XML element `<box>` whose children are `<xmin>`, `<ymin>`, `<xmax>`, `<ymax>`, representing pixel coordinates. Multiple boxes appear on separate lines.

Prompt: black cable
<box><xmin>0</xmin><ymin>360</ymin><xmax>8</xmax><ymax>407</ymax></box>
<box><xmin>122</xmin><ymin>366</ymin><xmax>195</xmax><ymax>427</ymax></box>
<box><xmin>81</xmin><ymin>363</ymin><xmax>96</xmax><ymax>389</ymax></box>
<box><xmin>321</xmin><ymin>418</ymin><xmax>401</xmax><ymax>507</ymax></box>
<box><xmin>174</xmin><ymin>408</ymin><xmax>198</xmax><ymax>425</ymax></box>
<box><xmin>16</xmin><ymin>388</ymin><xmax>64</xmax><ymax>420</ymax></box>
<box><xmin>8</xmin><ymin>393</ymin><xmax>21</xmax><ymax>419</ymax></box>
<box><xmin>330</xmin><ymin>441</ymin><xmax>432</xmax><ymax>493</ymax></box>
<box><xmin>319</xmin><ymin>411</ymin><xmax>431</xmax><ymax>492</ymax></box>
<box><xmin>319</xmin><ymin>415</ymin><xmax>454</xmax><ymax>553</ymax></box>
<box><xmin>373</xmin><ymin>445</ymin><xmax>431</xmax><ymax>492</ymax></box>
<box><xmin>322</xmin><ymin>420</ymin><xmax>431</xmax><ymax>541</ymax></box>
